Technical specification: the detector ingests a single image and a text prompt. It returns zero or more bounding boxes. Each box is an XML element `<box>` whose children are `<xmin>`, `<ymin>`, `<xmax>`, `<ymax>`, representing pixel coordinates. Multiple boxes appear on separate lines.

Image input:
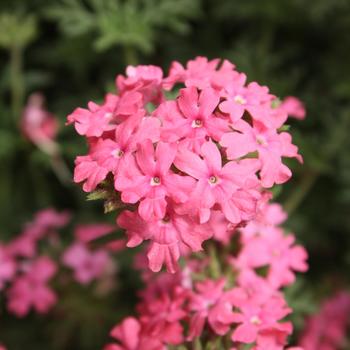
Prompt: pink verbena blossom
<box><xmin>105</xmin><ymin>317</ymin><xmax>165</xmax><ymax>350</ymax></box>
<box><xmin>21</xmin><ymin>93</ymin><xmax>59</xmax><ymax>152</ymax></box>
<box><xmin>174</xmin><ymin>141</ymin><xmax>259</xmax><ymax>223</ymax></box>
<box><xmin>230</xmin><ymin>293</ymin><xmax>292</xmax><ymax>345</ymax></box>
<box><xmin>74</xmin><ymin>113</ymin><xmax>161</xmax><ymax>192</ymax></box>
<box><xmin>74</xmin><ymin>223</ymin><xmax>115</xmax><ymax>243</ymax></box>
<box><xmin>117</xmin><ymin>65</ymin><xmax>163</xmax><ymax>104</ymax></box>
<box><xmin>221</xmin><ymin>119</ymin><xmax>302</xmax><ymax>187</ymax></box>
<box><xmin>187</xmin><ymin>278</ymin><xmax>236</xmax><ymax>339</ymax></box>
<box><xmin>279</xmin><ymin>96</ymin><xmax>306</xmax><ymax>120</ymax></box>
<box><xmin>7</xmin><ymin>256</ymin><xmax>57</xmax><ymax>317</ymax></box>
<box><xmin>67</xmin><ymin>92</ymin><xmax>142</xmax><ymax>137</ymax></box>
<box><xmin>299</xmin><ymin>291</ymin><xmax>350</xmax><ymax>350</ymax></box>
<box><xmin>0</xmin><ymin>245</ymin><xmax>16</xmax><ymax>290</ymax></box>
<box><xmin>154</xmin><ymin>87</ymin><xmax>227</xmax><ymax>152</ymax></box>
<box><xmin>163</xmin><ymin>57</ymin><xmax>244</xmax><ymax>92</ymax></box>
<box><xmin>117</xmin><ymin>204</ymin><xmax>212</xmax><ymax>273</ymax></box>
<box><xmin>62</xmin><ymin>242</ymin><xmax>111</xmax><ymax>284</ymax></box>
<box><xmin>116</xmin><ymin>140</ymin><xmax>194</xmax><ymax>221</ymax></box>
<box><xmin>234</xmin><ymin>227</ymin><xmax>308</xmax><ymax>288</ymax></box>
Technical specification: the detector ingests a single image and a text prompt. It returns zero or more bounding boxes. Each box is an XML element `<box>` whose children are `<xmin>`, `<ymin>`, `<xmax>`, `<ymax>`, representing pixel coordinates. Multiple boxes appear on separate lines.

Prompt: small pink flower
<box><xmin>62</xmin><ymin>242</ymin><xmax>111</xmax><ymax>284</ymax></box>
<box><xmin>7</xmin><ymin>256</ymin><xmax>57</xmax><ymax>317</ymax></box>
<box><xmin>116</xmin><ymin>140</ymin><xmax>194</xmax><ymax>221</ymax></box>
<box><xmin>221</xmin><ymin>120</ymin><xmax>302</xmax><ymax>187</ymax></box>
<box><xmin>230</xmin><ymin>294</ymin><xmax>292</xmax><ymax>344</ymax></box>
<box><xmin>241</xmin><ymin>199</ymin><xmax>288</xmax><ymax>241</ymax></box>
<box><xmin>175</xmin><ymin>141</ymin><xmax>259</xmax><ymax>223</ymax></box>
<box><xmin>117</xmin><ymin>65</ymin><xmax>164</xmax><ymax>104</ymax></box>
<box><xmin>299</xmin><ymin>292</ymin><xmax>350</xmax><ymax>350</ymax></box>
<box><xmin>117</xmin><ymin>205</ymin><xmax>212</xmax><ymax>273</ymax></box>
<box><xmin>105</xmin><ymin>317</ymin><xmax>165</xmax><ymax>350</ymax></box>
<box><xmin>21</xmin><ymin>93</ymin><xmax>59</xmax><ymax>149</ymax></box>
<box><xmin>7</xmin><ymin>234</ymin><xmax>37</xmax><ymax>259</ymax></box>
<box><xmin>0</xmin><ymin>245</ymin><xmax>16</xmax><ymax>290</ymax></box>
<box><xmin>235</xmin><ymin>228</ymin><xmax>308</xmax><ymax>288</ymax></box>
<box><xmin>138</xmin><ymin>286</ymin><xmax>188</xmax><ymax>346</ymax></box>
<box><xmin>34</xmin><ymin>208</ymin><xmax>71</xmax><ymax>229</ymax></box>
<box><xmin>67</xmin><ymin>93</ymin><xmax>119</xmax><ymax>137</ymax></box>
<box><xmin>279</xmin><ymin>96</ymin><xmax>306</xmax><ymax>120</ymax></box>
<box><xmin>188</xmin><ymin>278</ymin><xmax>228</xmax><ymax>339</ymax></box>
<box><xmin>154</xmin><ymin>87</ymin><xmax>227</xmax><ymax>152</ymax></box>
<box><xmin>163</xmin><ymin>56</ymin><xmax>221</xmax><ymax>90</ymax></box>
<box><xmin>74</xmin><ymin>112</ymin><xmax>162</xmax><ymax>193</ymax></box>
<box><xmin>67</xmin><ymin>92</ymin><xmax>143</xmax><ymax>137</ymax></box>
<box><xmin>74</xmin><ymin>223</ymin><xmax>115</xmax><ymax>243</ymax></box>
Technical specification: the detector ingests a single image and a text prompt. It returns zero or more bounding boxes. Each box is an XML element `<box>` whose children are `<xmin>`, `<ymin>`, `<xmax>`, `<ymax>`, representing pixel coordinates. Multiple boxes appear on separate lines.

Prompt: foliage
<box><xmin>46</xmin><ymin>0</ymin><xmax>201</xmax><ymax>55</ymax></box>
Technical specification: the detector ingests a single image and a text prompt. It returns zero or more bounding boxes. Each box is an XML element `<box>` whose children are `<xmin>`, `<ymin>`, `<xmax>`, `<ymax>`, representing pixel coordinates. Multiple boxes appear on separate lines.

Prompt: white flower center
<box><xmin>272</xmin><ymin>249</ymin><xmax>280</xmax><ymax>257</ymax></box>
<box><xmin>250</xmin><ymin>315</ymin><xmax>262</xmax><ymax>325</ymax></box>
<box><xmin>191</xmin><ymin>119</ymin><xmax>203</xmax><ymax>128</ymax></box>
<box><xmin>208</xmin><ymin>175</ymin><xmax>218</xmax><ymax>185</ymax></box>
<box><xmin>104</xmin><ymin>112</ymin><xmax>113</xmax><ymax>120</ymax></box>
<box><xmin>256</xmin><ymin>135</ymin><xmax>268</xmax><ymax>146</ymax></box>
<box><xmin>162</xmin><ymin>215</ymin><xmax>170</xmax><ymax>223</ymax></box>
<box><xmin>234</xmin><ymin>95</ymin><xmax>247</xmax><ymax>105</ymax></box>
<box><xmin>150</xmin><ymin>176</ymin><xmax>161</xmax><ymax>186</ymax></box>
<box><xmin>112</xmin><ymin>149</ymin><xmax>124</xmax><ymax>158</ymax></box>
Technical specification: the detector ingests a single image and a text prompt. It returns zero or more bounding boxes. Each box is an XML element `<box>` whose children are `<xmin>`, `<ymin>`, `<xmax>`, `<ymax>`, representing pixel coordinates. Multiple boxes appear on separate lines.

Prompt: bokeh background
<box><xmin>0</xmin><ymin>0</ymin><xmax>350</xmax><ymax>349</ymax></box>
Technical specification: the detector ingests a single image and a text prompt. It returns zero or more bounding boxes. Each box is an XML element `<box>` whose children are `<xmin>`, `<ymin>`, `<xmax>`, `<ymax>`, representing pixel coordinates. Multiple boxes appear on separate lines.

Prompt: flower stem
<box><xmin>284</xmin><ymin>170</ymin><xmax>318</xmax><ymax>215</ymax></box>
<box><xmin>208</xmin><ymin>243</ymin><xmax>222</xmax><ymax>279</ymax></box>
<box><xmin>10</xmin><ymin>44</ymin><xmax>24</xmax><ymax>123</ymax></box>
<box><xmin>123</xmin><ymin>45</ymin><xmax>138</xmax><ymax>66</ymax></box>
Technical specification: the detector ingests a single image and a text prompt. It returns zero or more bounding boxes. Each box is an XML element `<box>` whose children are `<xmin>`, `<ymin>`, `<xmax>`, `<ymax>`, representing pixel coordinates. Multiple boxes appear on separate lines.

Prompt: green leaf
<box><xmin>0</xmin><ymin>13</ymin><xmax>37</xmax><ymax>49</ymax></box>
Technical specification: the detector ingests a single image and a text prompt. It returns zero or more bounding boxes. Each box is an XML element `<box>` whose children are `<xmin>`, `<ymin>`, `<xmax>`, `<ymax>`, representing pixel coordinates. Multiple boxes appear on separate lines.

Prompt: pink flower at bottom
<box><xmin>230</xmin><ymin>294</ymin><xmax>292</xmax><ymax>345</ymax></box>
<box><xmin>299</xmin><ymin>291</ymin><xmax>350</xmax><ymax>350</ymax></box>
<box><xmin>188</xmin><ymin>278</ymin><xmax>227</xmax><ymax>339</ymax></box>
<box><xmin>105</xmin><ymin>317</ymin><xmax>165</xmax><ymax>350</ymax></box>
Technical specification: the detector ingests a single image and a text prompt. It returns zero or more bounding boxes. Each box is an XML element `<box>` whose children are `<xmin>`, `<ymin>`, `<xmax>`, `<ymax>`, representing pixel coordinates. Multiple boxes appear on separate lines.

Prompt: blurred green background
<box><xmin>0</xmin><ymin>0</ymin><xmax>350</xmax><ymax>349</ymax></box>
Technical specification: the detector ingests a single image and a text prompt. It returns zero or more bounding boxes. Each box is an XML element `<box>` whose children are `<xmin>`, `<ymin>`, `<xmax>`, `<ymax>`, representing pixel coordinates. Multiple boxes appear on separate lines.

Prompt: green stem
<box><xmin>10</xmin><ymin>44</ymin><xmax>24</xmax><ymax>123</ymax></box>
<box><xmin>193</xmin><ymin>337</ymin><xmax>202</xmax><ymax>350</ymax></box>
<box><xmin>284</xmin><ymin>170</ymin><xmax>318</xmax><ymax>215</ymax></box>
<box><xmin>123</xmin><ymin>45</ymin><xmax>138</xmax><ymax>66</ymax></box>
<box><xmin>208</xmin><ymin>243</ymin><xmax>222</xmax><ymax>279</ymax></box>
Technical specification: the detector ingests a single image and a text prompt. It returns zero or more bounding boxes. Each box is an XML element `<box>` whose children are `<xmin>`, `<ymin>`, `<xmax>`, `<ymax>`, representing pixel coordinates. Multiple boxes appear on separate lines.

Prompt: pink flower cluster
<box><xmin>105</xmin><ymin>202</ymin><xmax>308</xmax><ymax>350</ymax></box>
<box><xmin>299</xmin><ymin>291</ymin><xmax>350</xmax><ymax>350</ymax></box>
<box><xmin>0</xmin><ymin>209</ymin><xmax>117</xmax><ymax>318</ymax></box>
<box><xmin>68</xmin><ymin>56</ymin><xmax>303</xmax><ymax>273</ymax></box>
